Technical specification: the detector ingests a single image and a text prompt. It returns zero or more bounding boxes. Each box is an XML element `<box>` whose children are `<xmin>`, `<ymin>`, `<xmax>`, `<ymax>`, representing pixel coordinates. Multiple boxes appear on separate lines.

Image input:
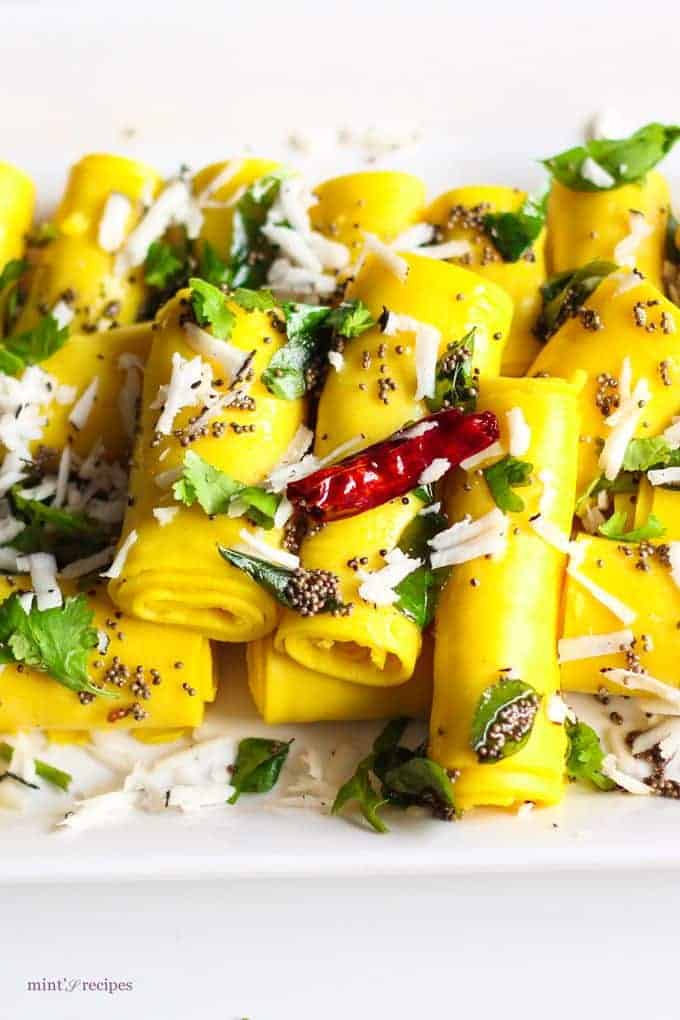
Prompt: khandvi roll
<box><xmin>0</xmin><ymin>161</ymin><xmax>34</xmax><ymax>268</ymax></box>
<box><xmin>107</xmin><ymin>282</ymin><xmax>305</xmax><ymax>641</ymax></box>
<box><xmin>247</xmin><ymin>636</ymin><xmax>433</xmax><ymax>724</ymax></box>
<box><xmin>310</xmin><ymin>171</ymin><xmax>426</xmax><ymax>251</ymax></box>
<box><xmin>427</xmin><ymin>186</ymin><xmax>547</xmax><ymax>376</ymax></box>
<box><xmin>0</xmin><ymin>576</ymin><xmax>214</xmax><ymax>732</ymax></box>
<box><xmin>530</xmin><ymin>272</ymin><xmax>680</xmax><ymax>494</ymax></box>
<box><xmin>430</xmin><ymin>376</ymin><xmax>580</xmax><ymax>810</ymax></box>
<box><xmin>272</xmin><ymin>252</ymin><xmax>512</xmax><ymax>688</ymax></box>
<box><xmin>543</xmin><ymin>124</ymin><xmax>679</xmax><ymax>288</ymax></box>
<box><xmin>15</xmin><ymin>153</ymin><xmax>162</xmax><ymax>334</ymax></box>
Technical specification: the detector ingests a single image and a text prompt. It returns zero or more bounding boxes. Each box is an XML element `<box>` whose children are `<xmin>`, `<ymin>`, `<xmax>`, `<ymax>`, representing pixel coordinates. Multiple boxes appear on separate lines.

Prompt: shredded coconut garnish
<box><xmin>183</xmin><ymin>321</ymin><xmax>252</xmax><ymax>385</ymax></box>
<box><xmin>580</xmin><ymin>156</ymin><xmax>615</xmax><ymax>189</ymax></box>
<box><xmin>97</xmin><ymin>192</ymin><xmax>133</xmax><ymax>253</ymax></box>
<box><xmin>235</xmin><ymin>528</ymin><xmax>300</xmax><ymax>570</ymax></box>
<box><xmin>101</xmin><ymin>529</ymin><xmax>138</xmax><ymax>579</ymax></box>
<box><xmin>358</xmin><ymin>232</ymin><xmax>409</xmax><ymax>282</ymax></box>
<box><xmin>16</xmin><ymin>552</ymin><xmax>62</xmax><ymax>610</ymax></box>
<box><xmin>118</xmin><ymin>352</ymin><xmax>144</xmax><ymax>439</ymax></box>
<box><xmin>68</xmin><ymin>378</ymin><xmax>99</xmax><ymax>431</ymax></box>
<box><xmin>51</xmin><ymin>299</ymin><xmax>74</xmax><ymax>329</ymax></box>
<box><xmin>600</xmin><ymin>667</ymin><xmax>680</xmax><ymax>706</ymax></box>
<box><xmin>114</xmin><ymin>177</ymin><xmax>202</xmax><ymax>276</ymax></box>
<box><xmin>558</xmin><ymin>629</ymin><xmax>634</xmax><ymax>663</ymax></box>
<box><xmin>383</xmin><ymin>312</ymin><xmax>440</xmax><ymax>400</ymax></box>
<box><xmin>266</xmin><ymin>433</ymin><xmax>362</xmax><ymax>493</ymax></box>
<box><xmin>506</xmin><ymin>407</ymin><xmax>531</xmax><ymax>457</ymax></box>
<box><xmin>60</xmin><ymin>546</ymin><xmax>116</xmax><ymax>579</ymax></box>
<box><xmin>327</xmin><ymin>350</ymin><xmax>344</xmax><ymax>372</ymax></box>
<box><xmin>153</xmin><ymin>352</ymin><xmax>210</xmax><ymax>436</ymax></box>
<box><xmin>428</xmin><ymin>508</ymin><xmax>507</xmax><ymax>569</ymax></box>
<box><xmin>357</xmin><ymin>548</ymin><xmax>422</xmax><ymax>606</ymax></box>
<box><xmin>546</xmin><ymin>694</ymin><xmax>573</xmax><ymax>725</ymax></box>
<box><xmin>418</xmin><ymin>457</ymin><xmax>450</xmax><ymax>485</ymax></box>
<box><xmin>648</xmin><ymin>467</ymin><xmax>680</xmax><ymax>487</ymax></box>
<box><xmin>613</xmin><ymin>210</ymin><xmax>652</xmax><ymax>268</ymax></box>
<box><xmin>600</xmin><ymin>754</ymin><xmax>651</xmax><ymax>795</ymax></box>
<box><xmin>566</xmin><ymin>559</ymin><xmax>637</xmax><ymax>626</ymax></box>
<box><xmin>152</xmin><ymin>506</ymin><xmax>179</xmax><ymax>527</ymax></box>
<box><xmin>599</xmin><ymin>361</ymin><xmax>650</xmax><ymax>481</ymax></box>
<box><xmin>459</xmin><ymin>441</ymin><xmax>504</xmax><ymax>472</ymax></box>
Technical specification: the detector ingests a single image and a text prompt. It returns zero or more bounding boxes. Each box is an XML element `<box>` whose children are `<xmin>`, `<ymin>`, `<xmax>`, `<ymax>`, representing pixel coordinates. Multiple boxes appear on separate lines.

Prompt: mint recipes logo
<box><xmin>26</xmin><ymin>978</ymin><xmax>133</xmax><ymax>994</ymax></box>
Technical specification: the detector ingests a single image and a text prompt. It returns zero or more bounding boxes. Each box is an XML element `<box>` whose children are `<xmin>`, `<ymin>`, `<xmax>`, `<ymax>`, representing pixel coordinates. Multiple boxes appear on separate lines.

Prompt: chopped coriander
<box><xmin>228</xmin><ymin>173</ymin><xmax>286</xmax><ymax>289</ymax></box>
<box><xmin>483</xmin><ymin>455</ymin><xmax>533</xmax><ymax>512</ymax></box>
<box><xmin>482</xmin><ymin>192</ymin><xmax>547</xmax><ymax>262</ymax></box>
<box><xmin>228</xmin><ymin>737</ymin><xmax>293</xmax><ymax>803</ymax></box>
<box><xmin>0</xmin><ymin>592</ymin><xmax>110</xmax><ymax>698</ymax></box>
<box><xmin>189</xmin><ymin>277</ymin><xmax>236</xmax><ymax>340</ymax></box>
<box><xmin>198</xmin><ymin>240</ymin><xmax>230</xmax><ymax>288</ymax></box>
<box><xmin>231</xmin><ymin>288</ymin><xmax>275</xmax><ymax>311</ymax></box>
<box><xmin>0</xmin><ymin>314</ymin><xmax>69</xmax><ymax>376</ymax></box>
<box><xmin>144</xmin><ymin>240</ymin><xmax>184</xmax><ymax>289</ymax></box>
<box><xmin>565</xmin><ymin>720</ymin><xmax>616</xmax><ymax>791</ymax></box>
<box><xmin>543</xmin><ymin>123</ymin><xmax>680</xmax><ymax>191</ymax></box>
<box><xmin>598</xmin><ymin>510</ymin><xmax>666</xmax><ymax>543</ymax></box>
<box><xmin>173</xmin><ymin>451</ymin><xmax>279</xmax><ymax>527</ymax></box>
<box><xmin>623</xmin><ymin>436</ymin><xmax>680</xmax><ymax>473</ymax></box>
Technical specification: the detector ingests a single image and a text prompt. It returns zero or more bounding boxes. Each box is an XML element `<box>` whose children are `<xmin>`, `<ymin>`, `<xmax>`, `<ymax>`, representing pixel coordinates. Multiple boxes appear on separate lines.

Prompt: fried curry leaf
<box><xmin>482</xmin><ymin>192</ymin><xmax>547</xmax><ymax>262</ymax></box>
<box><xmin>0</xmin><ymin>592</ymin><xmax>108</xmax><ymax>698</ymax></box>
<box><xmin>471</xmin><ymin>678</ymin><xmax>541</xmax><ymax>763</ymax></box>
<box><xmin>426</xmin><ymin>328</ymin><xmax>477</xmax><ymax>413</ymax></box>
<box><xmin>394</xmin><ymin>507</ymin><xmax>449</xmax><ymax>629</ymax></box>
<box><xmin>542</xmin><ymin>123</ymin><xmax>680</xmax><ymax>191</ymax></box>
<box><xmin>7</xmin><ymin>486</ymin><xmax>113</xmax><ymax>565</ymax></box>
<box><xmin>483</xmin><ymin>455</ymin><xmax>533</xmax><ymax>513</ymax></box>
<box><xmin>228</xmin><ymin>736</ymin><xmax>293</xmax><ymax>803</ymax></box>
<box><xmin>535</xmin><ymin>260</ymin><xmax>617</xmax><ymax>341</ymax></box>
<box><xmin>565</xmin><ymin>720</ymin><xmax>616</xmax><ymax>791</ymax></box>
<box><xmin>598</xmin><ymin>510</ymin><xmax>666</xmax><ymax>543</ymax></box>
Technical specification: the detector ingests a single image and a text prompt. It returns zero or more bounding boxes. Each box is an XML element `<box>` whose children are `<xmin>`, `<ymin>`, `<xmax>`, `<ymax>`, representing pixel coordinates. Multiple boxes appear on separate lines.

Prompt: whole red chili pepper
<box><xmin>287</xmin><ymin>408</ymin><xmax>499</xmax><ymax>523</ymax></box>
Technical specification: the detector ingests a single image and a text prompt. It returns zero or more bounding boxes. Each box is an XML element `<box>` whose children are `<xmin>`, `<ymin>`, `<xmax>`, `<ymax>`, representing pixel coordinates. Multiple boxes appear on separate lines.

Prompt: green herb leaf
<box><xmin>0</xmin><ymin>314</ymin><xmax>69</xmax><ymax>376</ymax></box>
<box><xmin>228</xmin><ymin>736</ymin><xmax>293</xmax><ymax>803</ymax></box>
<box><xmin>0</xmin><ymin>740</ymin><xmax>72</xmax><ymax>791</ymax></box>
<box><xmin>144</xmin><ymin>241</ymin><xmax>184</xmax><ymax>289</ymax></box>
<box><xmin>666</xmin><ymin>211</ymin><xmax>680</xmax><ymax>266</ymax></box>
<box><xmin>471</xmin><ymin>678</ymin><xmax>541</xmax><ymax>763</ymax></box>
<box><xmin>229</xmin><ymin>173</ymin><xmax>285</xmax><ymax>289</ymax></box>
<box><xmin>382</xmin><ymin>758</ymin><xmax>455</xmax><ymax>818</ymax></box>
<box><xmin>173</xmin><ymin>451</ymin><xmax>279</xmax><ymax>527</ymax></box>
<box><xmin>536</xmin><ymin>260</ymin><xmax>617</xmax><ymax>341</ymax></box>
<box><xmin>231</xmin><ymin>288</ymin><xmax>276</xmax><ymax>311</ymax></box>
<box><xmin>0</xmin><ymin>258</ymin><xmax>27</xmax><ymax>293</ymax></box>
<box><xmin>482</xmin><ymin>192</ymin><xmax>547</xmax><ymax>262</ymax></box>
<box><xmin>262</xmin><ymin>302</ymin><xmax>332</xmax><ymax>400</ymax></box>
<box><xmin>623</xmin><ymin>437</ymin><xmax>673</xmax><ymax>472</ymax></box>
<box><xmin>483</xmin><ymin>455</ymin><xmax>533</xmax><ymax>512</ymax></box>
<box><xmin>332</xmin><ymin>753</ymin><xmax>389</xmax><ymax>833</ymax></box>
<box><xmin>198</xmin><ymin>241</ymin><xmax>230</xmax><ymax>288</ymax></box>
<box><xmin>0</xmin><ymin>592</ymin><xmax>109</xmax><ymax>698</ymax></box>
<box><xmin>565</xmin><ymin>720</ymin><xmax>616</xmax><ymax>791</ymax></box>
<box><xmin>189</xmin><ymin>277</ymin><xmax>236</xmax><ymax>340</ymax></box>
<box><xmin>7</xmin><ymin>485</ymin><xmax>113</xmax><ymax>565</ymax></box>
<box><xmin>325</xmin><ymin>300</ymin><xmax>375</xmax><ymax>338</ymax></box>
<box><xmin>426</xmin><ymin>328</ymin><xmax>477</xmax><ymax>413</ymax></box>
<box><xmin>394</xmin><ymin>509</ymin><xmax>449</xmax><ymax>629</ymax></box>
<box><xmin>218</xmin><ymin>546</ymin><xmax>295</xmax><ymax>605</ymax></box>
<box><xmin>575</xmin><ymin>471</ymin><xmax>638</xmax><ymax>515</ymax></box>
<box><xmin>598</xmin><ymin>510</ymin><xmax>666</xmax><ymax>543</ymax></box>
<box><xmin>543</xmin><ymin>123</ymin><xmax>680</xmax><ymax>191</ymax></box>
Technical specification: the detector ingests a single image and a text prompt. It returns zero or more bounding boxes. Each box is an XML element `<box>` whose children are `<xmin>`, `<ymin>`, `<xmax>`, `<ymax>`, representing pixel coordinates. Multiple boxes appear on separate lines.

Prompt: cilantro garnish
<box><xmin>0</xmin><ymin>592</ymin><xmax>110</xmax><ymax>698</ymax></box>
<box><xmin>565</xmin><ymin>720</ymin><xmax>616</xmax><ymax>791</ymax></box>
<box><xmin>482</xmin><ymin>192</ymin><xmax>547</xmax><ymax>262</ymax></box>
<box><xmin>189</xmin><ymin>277</ymin><xmax>236</xmax><ymax>340</ymax></box>
<box><xmin>598</xmin><ymin>510</ymin><xmax>666</xmax><ymax>543</ymax></box>
<box><xmin>483</xmin><ymin>455</ymin><xmax>533</xmax><ymax>512</ymax></box>
<box><xmin>0</xmin><ymin>314</ymin><xmax>69</xmax><ymax>376</ymax></box>
<box><xmin>173</xmin><ymin>451</ymin><xmax>279</xmax><ymax>528</ymax></box>
<box><xmin>542</xmin><ymin>123</ymin><xmax>680</xmax><ymax>191</ymax></box>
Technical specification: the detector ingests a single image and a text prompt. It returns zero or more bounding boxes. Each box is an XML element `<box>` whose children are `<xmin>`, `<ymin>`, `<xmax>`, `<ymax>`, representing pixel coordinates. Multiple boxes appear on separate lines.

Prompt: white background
<box><xmin>2</xmin><ymin>1</ymin><xmax>680</xmax><ymax>1017</ymax></box>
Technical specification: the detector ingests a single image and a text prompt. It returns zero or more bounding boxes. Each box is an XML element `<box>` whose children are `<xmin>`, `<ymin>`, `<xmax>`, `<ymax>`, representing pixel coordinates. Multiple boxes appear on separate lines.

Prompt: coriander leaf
<box><xmin>231</xmin><ymin>288</ymin><xmax>276</xmax><ymax>311</ymax></box>
<box><xmin>542</xmin><ymin>123</ymin><xmax>680</xmax><ymax>191</ymax></box>
<box><xmin>0</xmin><ymin>258</ymin><xmax>27</xmax><ymax>293</ymax></box>
<box><xmin>575</xmin><ymin>471</ymin><xmax>637</xmax><ymax>514</ymax></box>
<box><xmin>0</xmin><ymin>314</ymin><xmax>69</xmax><ymax>376</ymax></box>
<box><xmin>173</xmin><ymin>450</ymin><xmax>243</xmax><ymax>514</ymax></box>
<box><xmin>471</xmin><ymin>678</ymin><xmax>541</xmax><ymax>763</ymax></box>
<box><xmin>229</xmin><ymin>173</ymin><xmax>285</xmax><ymax>289</ymax></box>
<box><xmin>382</xmin><ymin>758</ymin><xmax>455</xmax><ymax>819</ymax></box>
<box><xmin>189</xmin><ymin>277</ymin><xmax>236</xmax><ymax>340</ymax></box>
<box><xmin>394</xmin><ymin>509</ymin><xmax>449</xmax><ymax>628</ymax></box>
<box><xmin>173</xmin><ymin>452</ymin><xmax>280</xmax><ymax>527</ymax></box>
<box><xmin>8</xmin><ymin>485</ymin><xmax>112</xmax><ymax>565</ymax></box>
<box><xmin>325</xmin><ymin>300</ymin><xmax>375</xmax><ymax>339</ymax></box>
<box><xmin>262</xmin><ymin>302</ymin><xmax>332</xmax><ymax>400</ymax></box>
<box><xmin>535</xmin><ymin>260</ymin><xmax>616</xmax><ymax>341</ymax></box>
<box><xmin>565</xmin><ymin>719</ymin><xmax>616</xmax><ymax>791</ymax></box>
<box><xmin>228</xmin><ymin>736</ymin><xmax>293</xmax><ymax>803</ymax></box>
<box><xmin>331</xmin><ymin>753</ymin><xmax>389</xmax><ymax>833</ymax></box>
<box><xmin>622</xmin><ymin>436</ymin><xmax>677</xmax><ymax>472</ymax></box>
<box><xmin>426</xmin><ymin>328</ymin><xmax>477</xmax><ymax>413</ymax></box>
<box><xmin>598</xmin><ymin>510</ymin><xmax>666</xmax><ymax>543</ymax></box>
<box><xmin>144</xmin><ymin>241</ymin><xmax>184</xmax><ymax>289</ymax></box>
<box><xmin>482</xmin><ymin>192</ymin><xmax>547</xmax><ymax>262</ymax></box>
<box><xmin>0</xmin><ymin>592</ymin><xmax>109</xmax><ymax>698</ymax></box>
<box><xmin>199</xmin><ymin>241</ymin><xmax>230</xmax><ymax>288</ymax></box>
<box><xmin>0</xmin><ymin>744</ymin><xmax>73</xmax><ymax>793</ymax></box>
<box><xmin>483</xmin><ymin>455</ymin><xmax>533</xmax><ymax>512</ymax></box>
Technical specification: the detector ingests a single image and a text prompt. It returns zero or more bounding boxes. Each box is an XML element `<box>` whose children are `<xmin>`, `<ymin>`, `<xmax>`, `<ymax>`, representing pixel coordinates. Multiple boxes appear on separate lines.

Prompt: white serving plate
<box><xmin>2</xmin><ymin>0</ymin><xmax>680</xmax><ymax>883</ymax></box>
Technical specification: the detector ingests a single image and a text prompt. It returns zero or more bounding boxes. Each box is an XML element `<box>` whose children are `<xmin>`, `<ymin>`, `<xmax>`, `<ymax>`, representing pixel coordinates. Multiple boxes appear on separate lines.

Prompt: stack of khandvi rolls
<box><xmin>1</xmin><ymin>120</ymin><xmax>680</xmax><ymax>823</ymax></box>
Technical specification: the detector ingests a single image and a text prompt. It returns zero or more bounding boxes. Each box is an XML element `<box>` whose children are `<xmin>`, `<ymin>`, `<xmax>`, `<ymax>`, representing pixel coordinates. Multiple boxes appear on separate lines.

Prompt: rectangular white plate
<box><xmin>2</xmin><ymin>0</ymin><xmax>680</xmax><ymax>882</ymax></box>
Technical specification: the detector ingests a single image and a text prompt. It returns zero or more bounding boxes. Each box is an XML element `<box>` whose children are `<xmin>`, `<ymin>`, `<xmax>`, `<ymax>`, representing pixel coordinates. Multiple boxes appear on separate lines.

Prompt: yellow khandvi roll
<box><xmin>310</xmin><ymin>171</ymin><xmax>426</xmax><ymax>251</ymax></box>
<box><xmin>560</xmin><ymin>532</ymin><xmax>680</xmax><ymax>697</ymax></box>
<box><xmin>16</xmin><ymin>153</ymin><xmax>162</xmax><ymax>333</ymax></box>
<box><xmin>430</xmin><ymin>376</ymin><xmax>579</xmax><ymax>810</ymax></box>
<box><xmin>530</xmin><ymin>273</ymin><xmax>680</xmax><ymax>493</ymax></box>
<box><xmin>427</xmin><ymin>186</ymin><xmax>546</xmax><ymax>376</ymax></box>
<box><xmin>0</xmin><ymin>577</ymin><xmax>214</xmax><ymax>731</ymax></box>
<box><xmin>547</xmin><ymin>172</ymin><xmax>669</xmax><ymax>288</ymax></box>
<box><xmin>108</xmin><ymin>288</ymin><xmax>305</xmax><ymax>641</ymax></box>
<box><xmin>33</xmin><ymin>323</ymin><xmax>152</xmax><ymax>462</ymax></box>
<box><xmin>0</xmin><ymin>161</ymin><xmax>35</xmax><ymax>268</ymax></box>
<box><xmin>246</xmin><ymin>636</ymin><xmax>433</xmax><ymax>724</ymax></box>
<box><xmin>274</xmin><ymin>252</ymin><xmax>512</xmax><ymax>688</ymax></box>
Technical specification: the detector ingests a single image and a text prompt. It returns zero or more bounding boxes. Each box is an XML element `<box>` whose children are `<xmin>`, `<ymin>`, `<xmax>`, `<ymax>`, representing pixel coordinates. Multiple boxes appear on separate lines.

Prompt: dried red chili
<box><xmin>287</xmin><ymin>408</ymin><xmax>499</xmax><ymax>523</ymax></box>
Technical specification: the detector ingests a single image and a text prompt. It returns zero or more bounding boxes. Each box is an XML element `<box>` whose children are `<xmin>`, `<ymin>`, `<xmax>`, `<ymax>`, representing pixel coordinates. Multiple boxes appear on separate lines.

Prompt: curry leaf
<box><xmin>535</xmin><ymin>260</ymin><xmax>617</xmax><ymax>341</ymax></box>
<box><xmin>426</xmin><ymin>328</ymin><xmax>477</xmax><ymax>413</ymax></box>
<box><xmin>482</xmin><ymin>193</ymin><xmax>547</xmax><ymax>262</ymax></box>
<box><xmin>543</xmin><ymin>123</ymin><xmax>680</xmax><ymax>191</ymax></box>
<box><xmin>483</xmin><ymin>455</ymin><xmax>533</xmax><ymax>512</ymax></box>
<box><xmin>228</xmin><ymin>737</ymin><xmax>293</xmax><ymax>803</ymax></box>
<box><xmin>471</xmin><ymin>678</ymin><xmax>541</xmax><ymax>763</ymax></box>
